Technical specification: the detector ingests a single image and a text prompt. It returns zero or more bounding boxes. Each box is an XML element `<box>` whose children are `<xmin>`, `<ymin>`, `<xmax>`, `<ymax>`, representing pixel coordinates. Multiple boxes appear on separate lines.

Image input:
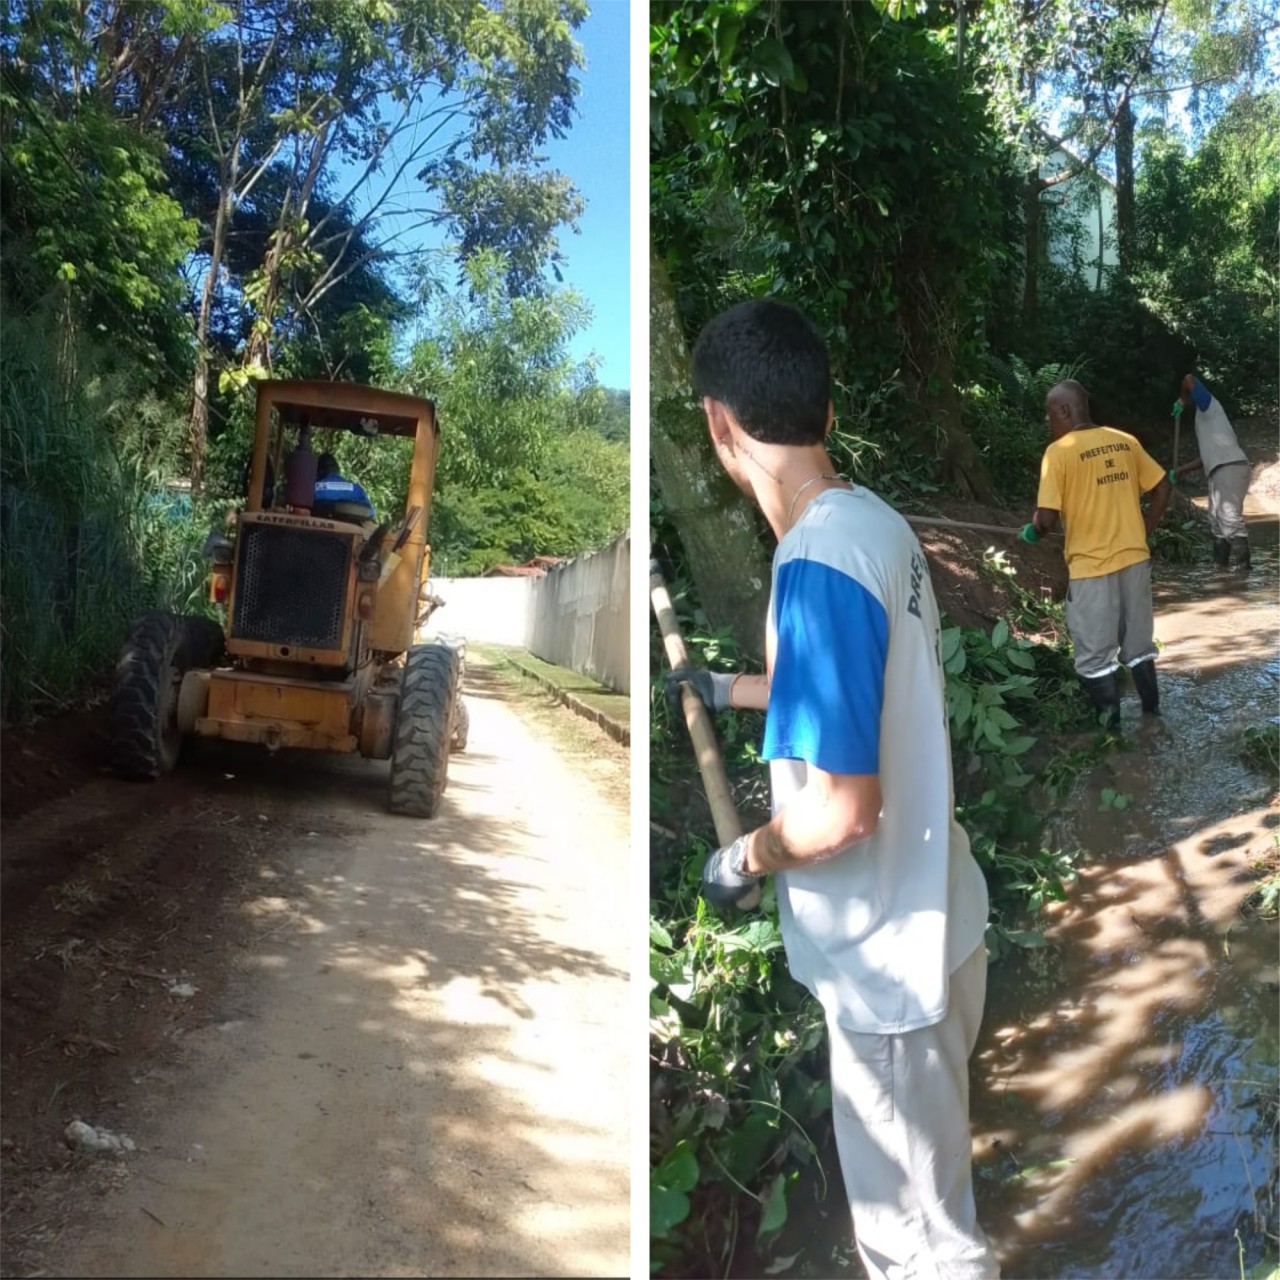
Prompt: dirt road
<box><xmin>0</xmin><ymin>656</ymin><xmax>630</xmax><ymax>1278</ymax></box>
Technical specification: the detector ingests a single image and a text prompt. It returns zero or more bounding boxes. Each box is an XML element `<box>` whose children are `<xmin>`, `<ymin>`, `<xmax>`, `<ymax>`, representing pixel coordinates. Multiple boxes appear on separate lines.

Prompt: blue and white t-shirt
<box><xmin>764</xmin><ymin>486</ymin><xmax>989</xmax><ymax>1035</ymax></box>
<box><xmin>1188</xmin><ymin>379</ymin><xmax>1247</xmax><ymax>476</ymax></box>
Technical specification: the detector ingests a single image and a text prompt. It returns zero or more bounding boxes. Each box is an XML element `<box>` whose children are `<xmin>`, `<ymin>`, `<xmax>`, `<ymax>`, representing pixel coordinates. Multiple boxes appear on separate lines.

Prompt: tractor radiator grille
<box><xmin>233</xmin><ymin>524</ymin><xmax>352</xmax><ymax>650</ymax></box>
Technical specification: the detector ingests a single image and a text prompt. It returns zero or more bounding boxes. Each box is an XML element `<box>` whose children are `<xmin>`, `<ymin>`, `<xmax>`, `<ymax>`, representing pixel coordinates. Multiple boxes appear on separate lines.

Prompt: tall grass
<box><xmin>0</xmin><ymin>296</ymin><xmax>208</xmax><ymax>721</ymax></box>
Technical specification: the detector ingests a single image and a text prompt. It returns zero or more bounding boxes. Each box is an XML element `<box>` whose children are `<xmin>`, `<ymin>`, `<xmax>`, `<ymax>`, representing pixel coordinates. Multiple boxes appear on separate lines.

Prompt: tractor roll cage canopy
<box><xmin>246</xmin><ymin>379</ymin><xmax>439</xmax><ymax>515</ymax></box>
<box><xmin>260</xmin><ymin>379</ymin><xmax>434</xmax><ymax>438</ymax></box>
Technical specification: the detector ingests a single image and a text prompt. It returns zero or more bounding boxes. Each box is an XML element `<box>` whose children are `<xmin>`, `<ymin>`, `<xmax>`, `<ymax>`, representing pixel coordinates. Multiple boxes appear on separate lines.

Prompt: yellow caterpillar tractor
<box><xmin>109</xmin><ymin>380</ymin><xmax>465</xmax><ymax>817</ymax></box>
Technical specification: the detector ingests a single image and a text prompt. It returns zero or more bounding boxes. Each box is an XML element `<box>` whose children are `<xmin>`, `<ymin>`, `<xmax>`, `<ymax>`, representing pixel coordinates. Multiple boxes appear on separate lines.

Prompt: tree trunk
<box><xmin>649</xmin><ymin>250</ymin><xmax>772</xmax><ymax>662</ymax></box>
<box><xmin>1114</xmin><ymin>94</ymin><xmax>1135</xmax><ymax>277</ymax></box>
<box><xmin>894</xmin><ymin>269</ymin><xmax>994</xmax><ymax>502</ymax></box>
<box><xmin>244</xmin><ymin>219</ymin><xmax>289</xmax><ymax>372</ymax></box>
<box><xmin>187</xmin><ymin>136</ymin><xmax>240</xmax><ymax>494</ymax></box>
<box><xmin>916</xmin><ymin>345</ymin><xmax>993</xmax><ymax>502</ymax></box>
<box><xmin>1022</xmin><ymin>167</ymin><xmax>1042</xmax><ymax>334</ymax></box>
<box><xmin>188</xmin><ymin>360</ymin><xmax>209</xmax><ymax>494</ymax></box>
<box><xmin>1096</xmin><ymin>184</ymin><xmax>1105</xmax><ymax>291</ymax></box>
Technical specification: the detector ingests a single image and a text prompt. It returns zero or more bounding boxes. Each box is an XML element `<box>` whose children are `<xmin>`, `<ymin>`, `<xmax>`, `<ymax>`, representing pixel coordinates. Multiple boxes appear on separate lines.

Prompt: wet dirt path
<box><xmin>971</xmin><ymin>517</ymin><xmax>1280</xmax><ymax>1280</ymax></box>
<box><xmin>0</xmin><ymin>656</ymin><xmax>630</xmax><ymax>1278</ymax></box>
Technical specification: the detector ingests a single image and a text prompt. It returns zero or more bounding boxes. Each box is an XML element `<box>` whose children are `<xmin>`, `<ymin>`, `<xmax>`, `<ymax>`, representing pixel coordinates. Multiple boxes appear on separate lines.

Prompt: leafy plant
<box><xmin>1240</xmin><ymin>725</ymin><xmax>1280</xmax><ymax>778</ymax></box>
<box><xmin>1150</xmin><ymin>518</ymin><xmax>1207</xmax><ymax>565</ymax></box>
<box><xmin>650</xmin><ymin>886</ymin><xmax>829</xmax><ymax>1275</ymax></box>
<box><xmin>1099</xmin><ymin>787</ymin><xmax>1133</xmax><ymax>811</ymax></box>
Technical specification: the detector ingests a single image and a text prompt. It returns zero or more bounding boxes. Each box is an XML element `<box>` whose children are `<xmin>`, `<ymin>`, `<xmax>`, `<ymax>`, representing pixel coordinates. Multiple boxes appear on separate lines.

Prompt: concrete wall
<box><xmin>423</xmin><ymin>530</ymin><xmax>630</xmax><ymax>693</ymax></box>
<box><xmin>528</xmin><ymin>531</ymin><xmax>630</xmax><ymax>694</ymax></box>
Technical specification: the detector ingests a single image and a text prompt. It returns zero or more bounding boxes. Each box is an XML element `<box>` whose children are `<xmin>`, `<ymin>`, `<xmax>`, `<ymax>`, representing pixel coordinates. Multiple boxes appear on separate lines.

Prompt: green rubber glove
<box><xmin>1167</xmin><ymin>468</ymin><xmax>1178</xmax><ymax>486</ymax></box>
<box><xmin>1019</xmin><ymin>523</ymin><xmax>1040</xmax><ymax>544</ymax></box>
<box><xmin>1171</xmin><ymin>400</ymin><xmax>1184</xmax><ymax>420</ymax></box>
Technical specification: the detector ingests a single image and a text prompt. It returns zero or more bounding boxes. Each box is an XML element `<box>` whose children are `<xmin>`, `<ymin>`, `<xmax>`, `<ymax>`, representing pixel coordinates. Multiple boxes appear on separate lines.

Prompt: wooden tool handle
<box><xmin>903</xmin><ymin>514</ymin><xmax>1059</xmax><ymax>538</ymax></box>
<box><xmin>649</xmin><ymin>561</ymin><xmax>744</xmax><ymax>848</ymax></box>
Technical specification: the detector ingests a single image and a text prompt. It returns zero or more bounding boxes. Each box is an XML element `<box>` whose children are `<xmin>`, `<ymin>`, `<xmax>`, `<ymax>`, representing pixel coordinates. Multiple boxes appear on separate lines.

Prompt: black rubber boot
<box><xmin>1129</xmin><ymin>659</ymin><xmax>1160</xmax><ymax>715</ymax></box>
<box><xmin>1230</xmin><ymin>535</ymin><xmax>1251</xmax><ymax>573</ymax></box>
<box><xmin>1081</xmin><ymin>672</ymin><xmax>1121</xmax><ymax>730</ymax></box>
<box><xmin>1212</xmin><ymin>537</ymin><xmax>1231</xmax><ymax>569</ymax></box>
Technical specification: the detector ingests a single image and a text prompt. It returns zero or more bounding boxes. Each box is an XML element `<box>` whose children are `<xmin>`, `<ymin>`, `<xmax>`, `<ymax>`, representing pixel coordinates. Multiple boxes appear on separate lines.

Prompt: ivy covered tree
<box><xmin>652</xmin><ymin>0</ymin><xmax>1015</xmax><ymax>510</ymax></box>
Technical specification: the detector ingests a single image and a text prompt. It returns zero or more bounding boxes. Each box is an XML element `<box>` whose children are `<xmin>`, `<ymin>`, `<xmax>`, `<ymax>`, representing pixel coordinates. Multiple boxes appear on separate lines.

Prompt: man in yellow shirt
<box><xmin>1020</xmin><ymin>380</ymin><xmax>1172</xmax><ymax>728</ymax></box>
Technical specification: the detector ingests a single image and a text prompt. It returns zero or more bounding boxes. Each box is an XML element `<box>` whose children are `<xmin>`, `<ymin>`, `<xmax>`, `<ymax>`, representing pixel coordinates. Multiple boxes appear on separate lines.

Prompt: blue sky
<box><xmin>333</xmin><ymin>4</ymin><xmax>631</xmax><ymax>390</ymax></box>
<box><xmin>544</xmin><ymin>1</ymin><xmax>631</xmax><ymax>389</ymax></box>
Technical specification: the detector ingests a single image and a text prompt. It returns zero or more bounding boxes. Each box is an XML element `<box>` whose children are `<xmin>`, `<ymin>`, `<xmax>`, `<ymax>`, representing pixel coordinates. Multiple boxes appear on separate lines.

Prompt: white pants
<box><xmin>827</xmin><ymin>946</ymin><xmax>999</xmax><ymax>1280</ymax></box>
<box><xmin>1207</xmin><ymin>460</ymin><xmax>1250</xmax><ymax>541</ymax></box>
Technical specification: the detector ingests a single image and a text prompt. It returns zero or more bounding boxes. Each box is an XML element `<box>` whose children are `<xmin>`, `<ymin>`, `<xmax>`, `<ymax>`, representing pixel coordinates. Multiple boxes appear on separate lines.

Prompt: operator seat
<box><xmin>313</xmin><ymin>497</ymin><xmax>375</xmax><ymax>526</ymax></box>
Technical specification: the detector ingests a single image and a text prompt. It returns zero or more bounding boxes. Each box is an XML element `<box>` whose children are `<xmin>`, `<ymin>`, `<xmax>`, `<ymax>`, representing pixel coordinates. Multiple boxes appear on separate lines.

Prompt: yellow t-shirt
<box><xmin>1037</xmin><ymin>426</ymin><xmax>1166</xmax><ymax>580</ymax></box>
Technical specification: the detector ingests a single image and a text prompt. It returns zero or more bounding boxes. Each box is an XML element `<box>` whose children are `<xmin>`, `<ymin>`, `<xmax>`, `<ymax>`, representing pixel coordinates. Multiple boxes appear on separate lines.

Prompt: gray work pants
<box><xmin>1207</xmin><ymin>460</ymin><xmax>1250</xmax><ymax>541</ymax></box>
<box><xmin>1064</xmin><ymin>559</ymin><xmax>1157</xmax><ymax>678</ymax></box>
<box><xmin>827</xmin><ymin>946</ymin><xmax>1000</xmax><ymax>1280</ymax></box>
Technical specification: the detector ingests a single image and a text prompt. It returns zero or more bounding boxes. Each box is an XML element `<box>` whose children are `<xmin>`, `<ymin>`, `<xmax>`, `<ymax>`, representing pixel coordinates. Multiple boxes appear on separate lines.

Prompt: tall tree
<box><xmin>397</xmin><ymin>250</ymin><xmax>623</xmax><ymax>572</ymax></box>
<box><xmin>650</xmin><ymin>249</ymin><xmax>772</xmax><ymax>660</ymax></box>
<box><xmin>652</xmin><ymin>0</ymin><xmax>1011</xmax><ymax>499</ymax></box>
<box><xmin>969</xmin><ymin>0</ymin><xmax>1275</xmax><ymax>322</ymax></box>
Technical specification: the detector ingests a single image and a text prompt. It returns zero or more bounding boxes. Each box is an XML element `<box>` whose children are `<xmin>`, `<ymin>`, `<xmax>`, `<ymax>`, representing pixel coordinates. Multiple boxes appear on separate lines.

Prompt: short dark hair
<box><xmin>691</xmin><ymin>299</ymin><xmax>830</xmax><ymax>444</ymax></box>
<box><xmin>316</xmin><ymin>452</ymin><xmax>338</xmax><ymax>479</ymax></box>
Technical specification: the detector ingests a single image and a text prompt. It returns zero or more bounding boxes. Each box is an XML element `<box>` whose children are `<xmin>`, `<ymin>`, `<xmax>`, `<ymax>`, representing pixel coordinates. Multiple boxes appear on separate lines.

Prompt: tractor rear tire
<box><xmin>388</xmin><ymin>643</ymin><xmax>460</xmax><ymax>817</ymax></box>
<box><xmin>452</xmin><ymin>698</ymin><xmax>470</xmax><ymax>752</ymax></box>
<box><xmin>110</xmin><ymin>613</ymin><xmax>225</xmax><ymax>779</ymax></box>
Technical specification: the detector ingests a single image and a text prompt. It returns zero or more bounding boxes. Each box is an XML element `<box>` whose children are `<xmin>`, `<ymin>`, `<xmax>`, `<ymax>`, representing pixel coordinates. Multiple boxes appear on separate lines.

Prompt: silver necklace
<box><xmin>786</xmin><ymin>474</ymin><xmax>846</xmax><ymax>527</ymax></box>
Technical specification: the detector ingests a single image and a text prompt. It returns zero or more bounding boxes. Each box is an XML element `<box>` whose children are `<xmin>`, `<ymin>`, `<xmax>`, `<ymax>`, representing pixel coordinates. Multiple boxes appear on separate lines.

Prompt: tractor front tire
<box><xmin>110</xmin><ymin>613</ymin><xmax>224</xmax><ymax>779</ymax></box>
<box><xmin>389</xmin><ymin>643</ymin><xmax>460</xmax><ymax>817</ymax></box>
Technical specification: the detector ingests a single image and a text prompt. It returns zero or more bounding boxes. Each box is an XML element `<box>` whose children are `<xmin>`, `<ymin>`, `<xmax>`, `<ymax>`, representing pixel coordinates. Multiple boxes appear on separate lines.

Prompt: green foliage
<box><xmin>402</xmin><ymin>252</ymin><xmax>626</xmax><ymax>573</ymax></box>
<box><xmin>1023</xmin><ymin>271</ymin><xmax>1195</xmax><ymax>426</ymax></box>
<box><xmin>405</xmin><ymin>252</ymin><xmax>590</xmax><ymax>485</ymax></box>
<box><xmin>0</xmin><ymin>91</ymin><xmax>198</xmax><ymax>375</ymax></box>
<box><xmin>961</xmin><ymin>356</ymin><xmax>1090</xmax><ymax>501</ymax></box>
<box><xmin>941</xmin><ymin>617</ymin><xmax>1083</xmax><ymax>936</ymax></box>
<box><xmin>1098</xmin><ymin>786</ymin><xmax>1133</xmax><ymax>811</ymax></box>
<box><xmin>591</xmin><ymin>387</ymin><xmax>631</xmax><ymax>444</ymax></box>
<box><xmin>1239</xmin><ymin>725</ymin><xmax>1280</xmax><ymax>779</ymax></box>
<box><xmin>1149</xmin><ymin>516</ymin><xmax>1207</xmax><ymax>564</ymax></box>
<box><xmin>651</xmin><ymin>0</ymin><xmax>1016</xmax><ymax>493</ymax></box>
<box><xmin>1135</xmin><ymin>96</ymin><xmax>1280</xmax><ymax>414</ymax></box>
<box><xmin>649</xmin><ymin>896</ymin><xmax>826</xmax><ymax>1273</ymax></box>
<box><xmin>430</xmin><ymin>469</ymin><xmax>578</xmax><ymax>576</ymax></box>
<box><xmin>0</xmin><ymin>297</ymin><xmax>209</xmax><ymax>719</ymax></box>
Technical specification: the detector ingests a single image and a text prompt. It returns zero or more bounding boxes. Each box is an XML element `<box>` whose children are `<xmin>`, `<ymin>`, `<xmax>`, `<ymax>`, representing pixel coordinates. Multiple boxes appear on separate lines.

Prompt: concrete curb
<box><xmin>502</xmin><ymin>654</ymin><xmax>630</xmax><ymax>747</ymax></box>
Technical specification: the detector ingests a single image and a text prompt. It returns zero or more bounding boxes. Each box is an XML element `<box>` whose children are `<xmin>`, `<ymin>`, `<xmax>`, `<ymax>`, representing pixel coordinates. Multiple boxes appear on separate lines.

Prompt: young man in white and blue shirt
<box><xmin>672</xmin><ymin>299</ymin><xmax>999</xmax><ymax>1280</ymax></box>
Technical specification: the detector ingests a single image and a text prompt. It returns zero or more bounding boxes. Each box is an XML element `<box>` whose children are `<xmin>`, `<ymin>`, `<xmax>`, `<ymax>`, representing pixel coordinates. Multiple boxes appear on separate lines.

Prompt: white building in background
<box><xmin>1040</xmin><ymin>140</ymin><xmax>1118</xmax><ymax>289</ymax></box>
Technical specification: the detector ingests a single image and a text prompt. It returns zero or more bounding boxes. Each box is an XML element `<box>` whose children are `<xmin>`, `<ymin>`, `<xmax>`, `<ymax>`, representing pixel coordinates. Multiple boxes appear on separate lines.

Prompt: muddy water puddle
<box><xmin>972</xmin><ymin>538</ymin><xmax>1279</xmax><ymax>1280</ymax></box>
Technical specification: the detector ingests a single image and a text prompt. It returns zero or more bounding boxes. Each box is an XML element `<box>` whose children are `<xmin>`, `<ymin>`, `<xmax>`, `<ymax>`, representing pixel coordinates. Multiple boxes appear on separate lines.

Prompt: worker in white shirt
<box><xmin>1168</xmin><ymin>375</ymin><xmax>1252</xmax><ymax>572</ymax></box>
